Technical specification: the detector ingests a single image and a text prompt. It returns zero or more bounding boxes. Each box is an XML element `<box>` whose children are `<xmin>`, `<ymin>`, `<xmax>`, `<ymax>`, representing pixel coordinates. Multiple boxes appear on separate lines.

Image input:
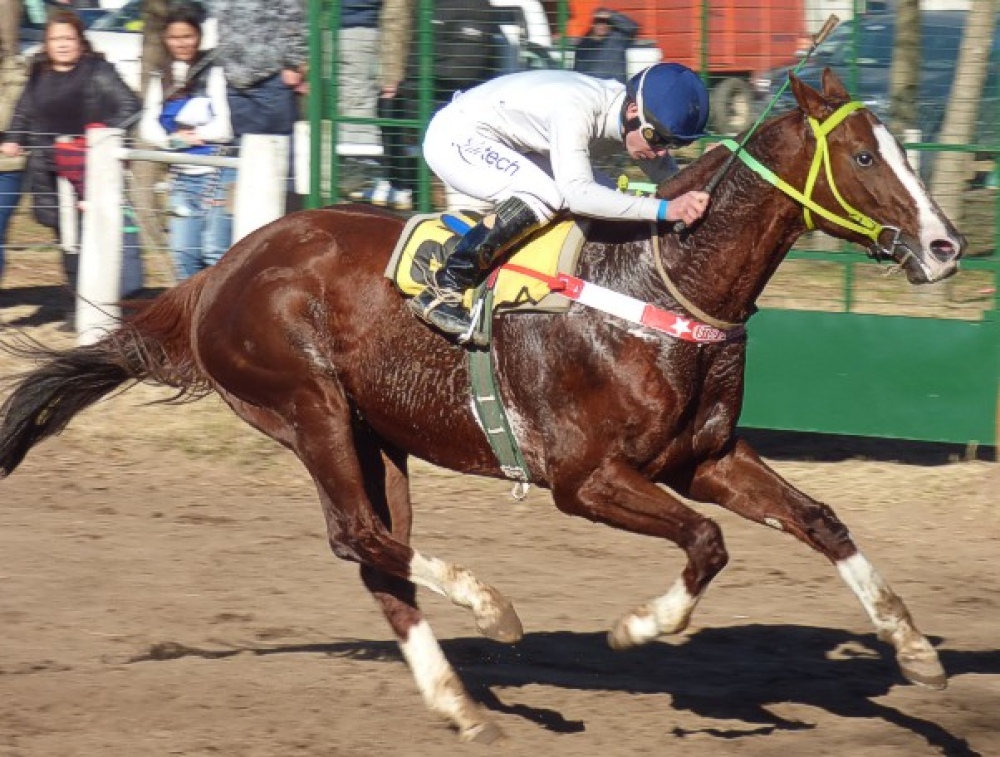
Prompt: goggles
<box><xmin>640</xmin><ymin>124</ymin><xmax>689</xmax><ymax>150</ymax></box>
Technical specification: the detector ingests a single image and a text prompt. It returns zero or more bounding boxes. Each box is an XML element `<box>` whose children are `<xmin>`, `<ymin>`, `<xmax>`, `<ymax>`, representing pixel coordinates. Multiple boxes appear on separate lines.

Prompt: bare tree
<box><xmin>888</xmin><ymin>0</ymin><xmax>920</xmax><ymax>135</ymax></box>
<box><xmin>0</xmin><ymin>0</ymin><xmax>26</xmax><ymax>175</ymax></box>
<box><xmin>0</xmin><ymin>0</ymin><xmax>19</xmax><ymax>65</ymax></box>
<box><xmin>930</xmin><ymin>0</ymin><xmax>998</xmax><ymax>225</ymax></box>
<box><xmin>131</xmin><ymin>0</ymin><xmax>172</xmax><ymax>262</ymax></box>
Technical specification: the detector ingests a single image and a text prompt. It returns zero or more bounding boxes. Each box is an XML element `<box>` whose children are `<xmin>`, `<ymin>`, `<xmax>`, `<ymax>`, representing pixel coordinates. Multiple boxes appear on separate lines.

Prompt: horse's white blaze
<box><xmin>399</xmin><ymin>620</ymin><xmax>475</xmax><ymax>723</ymax></box>
<box><xmin>873</xmin><ymin>125</ymin><xmax>953</xmax><ymax>251</ymax></box>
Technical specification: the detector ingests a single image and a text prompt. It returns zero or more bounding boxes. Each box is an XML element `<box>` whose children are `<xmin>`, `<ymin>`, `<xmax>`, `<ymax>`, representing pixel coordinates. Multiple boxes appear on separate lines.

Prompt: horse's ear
<box><xmin>789</xmin><ymin>72</ymin><xmax>834</xmax><ymax>120</ymax></box>
<box><xmin>820</xmin><ymin>67</ymin><xmax>851</xmax><ymax>102</ymax></box>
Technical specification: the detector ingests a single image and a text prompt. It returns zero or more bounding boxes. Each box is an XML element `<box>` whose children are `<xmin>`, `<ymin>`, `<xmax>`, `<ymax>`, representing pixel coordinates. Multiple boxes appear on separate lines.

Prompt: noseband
<box><xmin>718</xmin><ymin>101</ymin><xmax>903</xmax><ymax>261</ymax></box>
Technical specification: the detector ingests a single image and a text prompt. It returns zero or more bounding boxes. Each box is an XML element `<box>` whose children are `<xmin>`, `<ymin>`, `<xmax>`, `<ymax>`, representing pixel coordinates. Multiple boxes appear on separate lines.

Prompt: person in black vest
<box><xmin>140</xmin><ymin>2</ymin><xmax>234</xmax><ymax>281</ymax></box>
<box><xmin>0</xmin><ymin>8</ymin><xmax>139</xmax><ymax>324</ymax></box>
<box><xmin>572</xmin><ymin>7</ymin><xmax>638</xmax><ymax>83</ymax></box>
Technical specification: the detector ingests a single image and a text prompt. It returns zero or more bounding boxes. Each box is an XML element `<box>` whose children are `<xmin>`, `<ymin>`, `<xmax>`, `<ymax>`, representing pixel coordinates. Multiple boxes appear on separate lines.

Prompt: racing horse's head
<box><xmin>786</xmin><ymin>68</ymin><xmax>963</xmax><ymax>284</ymax></box>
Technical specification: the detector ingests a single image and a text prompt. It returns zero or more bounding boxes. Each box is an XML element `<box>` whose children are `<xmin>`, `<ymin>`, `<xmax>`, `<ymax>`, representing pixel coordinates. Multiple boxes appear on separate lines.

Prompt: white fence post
<box><xmin>77</xmin><ymin>126</ymin><xmax>123</xmax><ymax>346</ymax></box>
<box><xmin>56</xmin><ymin>175</ymin><xmax>78</xmax><ymax>254</ymax></box>
<box><xmin>233</xmin><ymin>134</ymin><xmax>288</xmax><ymax>242</ymax></box>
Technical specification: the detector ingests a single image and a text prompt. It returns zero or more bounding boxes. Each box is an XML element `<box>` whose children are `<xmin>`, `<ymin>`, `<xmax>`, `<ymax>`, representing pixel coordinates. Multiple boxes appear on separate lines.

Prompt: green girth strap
<box><xmin>719</xmin><ymin>101</ymin><xmax>883</xmax><ymax>244</ymax></box>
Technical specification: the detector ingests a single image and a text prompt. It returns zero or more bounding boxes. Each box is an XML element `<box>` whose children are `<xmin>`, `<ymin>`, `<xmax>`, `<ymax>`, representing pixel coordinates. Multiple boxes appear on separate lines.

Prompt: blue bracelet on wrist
<box><xmin>657</xmin><ymin>200</ymin><xmax>669</xmax><ymax>222</ymax></box>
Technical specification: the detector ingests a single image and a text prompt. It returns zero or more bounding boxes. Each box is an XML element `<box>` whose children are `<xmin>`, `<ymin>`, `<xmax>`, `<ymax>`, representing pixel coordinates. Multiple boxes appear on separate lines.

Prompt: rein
<box><xmin>650</xmin><ymin>231</ymin><xmax>742</xmax><ymax>331</ymax></box>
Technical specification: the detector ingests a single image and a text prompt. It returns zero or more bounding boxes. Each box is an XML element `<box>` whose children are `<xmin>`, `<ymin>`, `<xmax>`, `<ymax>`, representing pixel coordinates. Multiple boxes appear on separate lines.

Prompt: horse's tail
<box><xmin>0</xmin><ymin>276</ymin><xmax>210</xmax><ymax>478</ymax></box>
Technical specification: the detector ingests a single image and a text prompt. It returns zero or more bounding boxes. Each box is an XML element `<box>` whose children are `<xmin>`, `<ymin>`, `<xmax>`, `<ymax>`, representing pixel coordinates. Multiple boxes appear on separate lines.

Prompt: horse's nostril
<box><xmin>930</xmin><ymin>240</ymin><xmax>958</xmax><ymax>263</ymax></box>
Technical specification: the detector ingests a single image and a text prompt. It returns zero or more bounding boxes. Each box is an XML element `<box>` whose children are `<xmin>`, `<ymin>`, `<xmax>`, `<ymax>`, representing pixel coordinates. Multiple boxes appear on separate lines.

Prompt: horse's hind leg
<box><xmin>354</xmin><ymin>433</ymin><xmax>507</xmax><ymax>743</ymax></box>
<box><xmin>296</xmin><ymin>405</ymin><xmax>518</xmax><ymax>740</ymax></box>
<box><xmin>688</xmin><ymin>439</ymin><xmax>946</xmax><ymax>689</ymax></box>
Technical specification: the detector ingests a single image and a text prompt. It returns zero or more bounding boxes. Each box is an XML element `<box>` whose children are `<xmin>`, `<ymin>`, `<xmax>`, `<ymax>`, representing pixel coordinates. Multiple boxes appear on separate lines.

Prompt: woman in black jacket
<box><xmin>0</xmin><ymin>8</ymin><xmax>139</xmax><ymax>310</ymax></box>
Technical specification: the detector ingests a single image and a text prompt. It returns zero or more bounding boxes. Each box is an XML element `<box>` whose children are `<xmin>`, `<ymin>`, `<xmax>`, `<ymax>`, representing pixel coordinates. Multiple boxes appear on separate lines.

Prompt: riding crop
<box><xmin>675</xmin><ymin>13</ymin><xmax>841</xmax><ymax>233</ymax></box>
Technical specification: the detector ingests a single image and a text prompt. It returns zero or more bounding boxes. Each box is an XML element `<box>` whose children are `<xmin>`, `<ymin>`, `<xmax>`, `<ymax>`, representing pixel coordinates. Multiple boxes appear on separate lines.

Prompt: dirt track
<box><xmin>1</xmin><ymin>285</ymin><xmax>999</xmax><ymax>756</ymax></box>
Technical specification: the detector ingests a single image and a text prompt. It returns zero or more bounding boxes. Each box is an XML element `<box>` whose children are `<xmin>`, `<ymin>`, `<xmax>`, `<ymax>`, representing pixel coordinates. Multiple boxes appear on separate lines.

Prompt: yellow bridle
<box><xmin>719</xmin><ymin>101</ymin><xmax>887</xmax><ymax>246</ymax></box>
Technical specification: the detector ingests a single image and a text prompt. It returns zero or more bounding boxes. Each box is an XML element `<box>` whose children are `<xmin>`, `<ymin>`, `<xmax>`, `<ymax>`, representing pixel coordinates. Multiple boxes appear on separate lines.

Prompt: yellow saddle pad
<box><xmin>385</xmin><ymin>212</ymin><xmax>586</xmax><ymax>314</ymax></box>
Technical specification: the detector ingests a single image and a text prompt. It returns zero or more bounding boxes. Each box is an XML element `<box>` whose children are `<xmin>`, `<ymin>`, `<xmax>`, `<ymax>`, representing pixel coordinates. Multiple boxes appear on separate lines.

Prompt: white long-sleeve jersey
<box><xmin>423</xmin><ymin>69</ymin><xmax>677</xmax><ymax>222</ymax></box>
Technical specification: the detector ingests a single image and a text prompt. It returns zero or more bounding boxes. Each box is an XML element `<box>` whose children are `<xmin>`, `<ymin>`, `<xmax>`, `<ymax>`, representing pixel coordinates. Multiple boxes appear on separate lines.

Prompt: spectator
<box><xmin>410</xmin><ymin>64</ymin><xmax>711</xmax><ymax>341</ymax></box>
<box><xmin>339</xmin><ymin>0</ymin><xmax>381</xmax><ymax>148</ymax></box>
<box><xmin>354</xmin><ymin>0</ymin><xmax>411</xmax><ymax>208</ymax></box>
<box><xmin>0</xmin><ymin>141</ymin><xmax>22</xmax><ymax>290</ymax></box>
<box><xmin>0</xmin><ymin>25</ymin><xmax>25</xmax><ymax>291</ymax></box>
<box><xmin>211</xmin><ymin>0</ymin><xmax>306</xmax><ymax>210</ymax></box>
<box><xmin>572</xmin><ymin>7</ymin><xmax>638</xmax><ymax>83</ymax></box>
<box><xmin>212</xmin><ymin>0</ymin><xmax>306</xmax><ymax>139</ymax></box>
<box><xmin>357</xmin><ymin>0</ymin><xmax>502</xmax><ymax>209</ymax></box>
<box><xmin>0</xmin><ymin>8</ymin><xmax>139</xmax><ymax>325</ymax></box>
<box><xmin>140</xmin><ymin>2</ymin><xmax>233</xmax><ymax>281</ymax></box>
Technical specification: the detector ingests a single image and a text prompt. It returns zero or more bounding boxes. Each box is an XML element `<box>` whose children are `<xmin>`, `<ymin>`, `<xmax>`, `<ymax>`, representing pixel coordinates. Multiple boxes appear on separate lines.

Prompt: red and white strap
<box><xmin>497</xmin><ymin>264</ymin><xmax>745</xmax><ymax>344</ymax></box>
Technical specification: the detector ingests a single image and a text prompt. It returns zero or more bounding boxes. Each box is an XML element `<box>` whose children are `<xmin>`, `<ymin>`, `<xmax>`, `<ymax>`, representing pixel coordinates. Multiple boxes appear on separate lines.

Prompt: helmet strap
<box><xmin>620</xmin><ymin>99</ymin><xmax>640</xmax><ymax>138</ymax></box>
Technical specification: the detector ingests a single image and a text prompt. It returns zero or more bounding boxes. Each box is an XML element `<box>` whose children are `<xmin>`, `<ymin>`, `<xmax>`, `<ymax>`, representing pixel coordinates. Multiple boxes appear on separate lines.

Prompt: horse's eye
<box><xmin>855</xmin><ymin>152</ymin><xmax>875</xmax><ymax>167</ymax></box>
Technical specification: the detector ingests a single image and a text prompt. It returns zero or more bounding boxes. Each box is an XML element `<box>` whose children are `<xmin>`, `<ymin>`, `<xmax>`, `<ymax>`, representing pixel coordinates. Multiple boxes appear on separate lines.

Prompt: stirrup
<box><xmin>459</xmin><ymin>298</ymin><xmax>487</xmax><ymax>346</ymax></box>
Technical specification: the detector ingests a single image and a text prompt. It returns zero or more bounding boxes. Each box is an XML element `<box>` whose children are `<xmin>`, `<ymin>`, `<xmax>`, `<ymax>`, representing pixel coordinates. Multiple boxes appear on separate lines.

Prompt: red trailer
<box><xmin>596</xmin><ymin>0</ymin><xmax>807</xmax><ymax>133</ymax></box>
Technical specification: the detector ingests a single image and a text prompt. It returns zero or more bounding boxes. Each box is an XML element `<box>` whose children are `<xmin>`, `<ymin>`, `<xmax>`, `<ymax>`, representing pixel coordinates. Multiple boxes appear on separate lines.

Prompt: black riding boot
<box><xmin>409</xmin><ymin>197</ymin><xmax>538</xmax><ymax>341</ymax></box>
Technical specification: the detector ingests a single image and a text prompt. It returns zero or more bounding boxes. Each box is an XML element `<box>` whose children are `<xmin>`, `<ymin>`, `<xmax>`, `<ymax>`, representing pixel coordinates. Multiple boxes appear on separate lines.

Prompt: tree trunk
<box><xmin>0</xmin><ymin>1</ymin><xmax>26</xmax><ymax>173</ymax></box>
<box><xmin>888</xmin><ymin>0</ymin><xmax>920</xmax><ymax>135</ymax></box>
<box><xmin>0</xmin><ymin>0</ymin><xmax>19</xmax><ymax>65</ymax></box>
<box><xmin>930</xmin><ymin>0</ymin><xmax>998</xmax><ymax>225</ymax></box>
<box><xmin>131</xmin><ymin>0</ymin><xmax>172</xmax><ymax>272</ymax></box>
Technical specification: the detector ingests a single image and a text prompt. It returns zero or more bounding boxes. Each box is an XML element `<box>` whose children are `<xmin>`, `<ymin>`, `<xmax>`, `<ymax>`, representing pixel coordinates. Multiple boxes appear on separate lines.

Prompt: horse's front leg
<box><xmin>688</xmin><ymin>438</ymin><xmax>946</xmax><ymax>690</ymax></box>
<box><xmin>551</xmin><ymin>460</ymin><xmax>729</xmax><ymax>649</ymax></box>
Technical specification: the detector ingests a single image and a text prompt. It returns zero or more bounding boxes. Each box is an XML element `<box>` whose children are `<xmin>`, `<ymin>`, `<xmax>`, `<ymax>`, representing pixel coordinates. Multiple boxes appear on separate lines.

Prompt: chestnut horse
<box><xmin>0</xmin><ymin>71</ymin><xmax>963</xmax><ymax>742</ymax></box>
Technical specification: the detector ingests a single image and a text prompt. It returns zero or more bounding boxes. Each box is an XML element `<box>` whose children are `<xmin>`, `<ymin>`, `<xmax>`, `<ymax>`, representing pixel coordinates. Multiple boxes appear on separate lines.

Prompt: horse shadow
<box><xmin>451</xmin><ymin>625</ymin><xmax>999</xmax><ymax>755</ymax></box>
<box><xmin>0</xmin><ymin>284</ymin><xmax>71</xmax><ymax>327</ymax></box>
<box><xmin>137</xmin><ymin>624</ymin><xmax>1000</xmax><ymax>754</ymax></box>
<box><xmin>738</xmin><ymin>428</ymin><xmax>996</xmax><ymax>464</ymax></box>
<box><xmin>0</xmin><ymin>285</ymin><xmax>170</xmax><ymax>329</ymax></box>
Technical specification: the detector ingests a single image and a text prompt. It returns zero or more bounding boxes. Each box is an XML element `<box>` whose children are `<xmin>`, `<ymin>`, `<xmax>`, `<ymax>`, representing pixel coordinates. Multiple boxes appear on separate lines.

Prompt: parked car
<box><xmin>753</xmin><ymin>12</ymin><xmax>1000</xmax><ymax>153</ymax></box>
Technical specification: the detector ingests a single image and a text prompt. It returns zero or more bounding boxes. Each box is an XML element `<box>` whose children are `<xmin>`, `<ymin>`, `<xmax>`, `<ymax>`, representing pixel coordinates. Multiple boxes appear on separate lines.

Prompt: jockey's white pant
<box><xmin>423</xmin><ymin>105</ymin><xmax>563</xmax><ymax>223</ymax></box>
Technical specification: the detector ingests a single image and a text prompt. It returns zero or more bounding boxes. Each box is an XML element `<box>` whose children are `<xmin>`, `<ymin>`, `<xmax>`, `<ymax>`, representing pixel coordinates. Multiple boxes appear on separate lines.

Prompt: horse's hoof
<box><xmin>476</xmin><ymin>588</ymin><xmax>523</xmax><ymax>643</ymax></box>
<box><xmin>478</xmin><ymin>600</ymin><xmax>523</xmax><ymax>643</ymax></box>
<box><xmin>607</xmin><ymin>608</ymin><xmax>659</xmax><ymax>650</ymax></box>
<box><xmin>460</xmin><ymin>720</ymin><xmax>506</xmax><ymax>744</ymax></box>
<box><xmin>898</xmin><ymin>649</ymin><xmax>948</xmax><ymax>690</ymax></box>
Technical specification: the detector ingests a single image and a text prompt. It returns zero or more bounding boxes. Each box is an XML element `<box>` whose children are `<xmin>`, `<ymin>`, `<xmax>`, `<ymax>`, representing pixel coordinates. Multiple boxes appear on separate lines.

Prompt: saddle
<box><xmin>385</xmin><ymin>211</ymin><xmax>587</xmax><ymax>322</ymax></box>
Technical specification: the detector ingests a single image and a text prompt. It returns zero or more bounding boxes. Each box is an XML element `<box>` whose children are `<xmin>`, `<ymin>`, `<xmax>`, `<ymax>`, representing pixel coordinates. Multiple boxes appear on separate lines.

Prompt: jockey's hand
<box><xmin>665</xmin><ymin>190</ymin><xmax>710</xmax><ymax>225</ymax></box>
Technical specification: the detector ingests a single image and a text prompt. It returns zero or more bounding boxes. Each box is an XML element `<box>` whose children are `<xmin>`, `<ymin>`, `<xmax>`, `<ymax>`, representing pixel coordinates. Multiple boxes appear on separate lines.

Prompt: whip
<box><xmin>675</xmin><ymin>14</ymin><xmax>840</xmax><ymax>233</ymax></box>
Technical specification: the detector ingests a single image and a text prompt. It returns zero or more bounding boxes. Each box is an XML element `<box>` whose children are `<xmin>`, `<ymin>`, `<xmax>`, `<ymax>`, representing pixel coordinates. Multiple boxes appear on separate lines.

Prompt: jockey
<box><xmin>409</xmin><ymin>62</ymin><xmax>712</xmax><ymax>341</ymax></box>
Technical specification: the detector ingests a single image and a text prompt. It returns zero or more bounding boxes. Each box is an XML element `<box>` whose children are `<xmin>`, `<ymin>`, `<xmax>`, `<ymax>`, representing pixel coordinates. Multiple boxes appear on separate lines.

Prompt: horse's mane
<box><xmin>657</xmin><ymin>106</ymin><xmax>806</xmax><ymax>200</ymax></box>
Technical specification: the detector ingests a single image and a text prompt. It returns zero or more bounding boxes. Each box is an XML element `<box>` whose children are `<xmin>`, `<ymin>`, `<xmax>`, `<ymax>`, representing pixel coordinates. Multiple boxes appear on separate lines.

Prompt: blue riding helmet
<box><xmin>626</xmin><ymin>63</ymin><xmax>710</xmax><ymax>147</ymax></box>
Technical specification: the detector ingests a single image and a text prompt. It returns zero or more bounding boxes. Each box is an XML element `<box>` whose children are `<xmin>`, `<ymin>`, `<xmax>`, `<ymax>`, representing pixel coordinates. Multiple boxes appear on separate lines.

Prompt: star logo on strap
<box><xmin>669</xmin><ymin>317</ymin><xmax>692</xmax><ymax>338</ymax></box>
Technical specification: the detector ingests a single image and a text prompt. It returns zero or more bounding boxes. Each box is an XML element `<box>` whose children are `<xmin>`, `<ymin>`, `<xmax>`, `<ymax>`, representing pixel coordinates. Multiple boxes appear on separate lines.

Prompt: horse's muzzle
<box><xmin>897</xmin><ymin>232</ymin><xmax>963</xmax><ymax>285</ymax></box>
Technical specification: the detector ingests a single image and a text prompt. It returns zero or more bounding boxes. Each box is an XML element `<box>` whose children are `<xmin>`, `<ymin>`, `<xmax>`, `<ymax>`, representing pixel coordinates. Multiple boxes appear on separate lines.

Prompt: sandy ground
<box><xmin>1</xmin><ymin>256</ymin><xmax>999</xmax><ymax>756</ymax></box>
